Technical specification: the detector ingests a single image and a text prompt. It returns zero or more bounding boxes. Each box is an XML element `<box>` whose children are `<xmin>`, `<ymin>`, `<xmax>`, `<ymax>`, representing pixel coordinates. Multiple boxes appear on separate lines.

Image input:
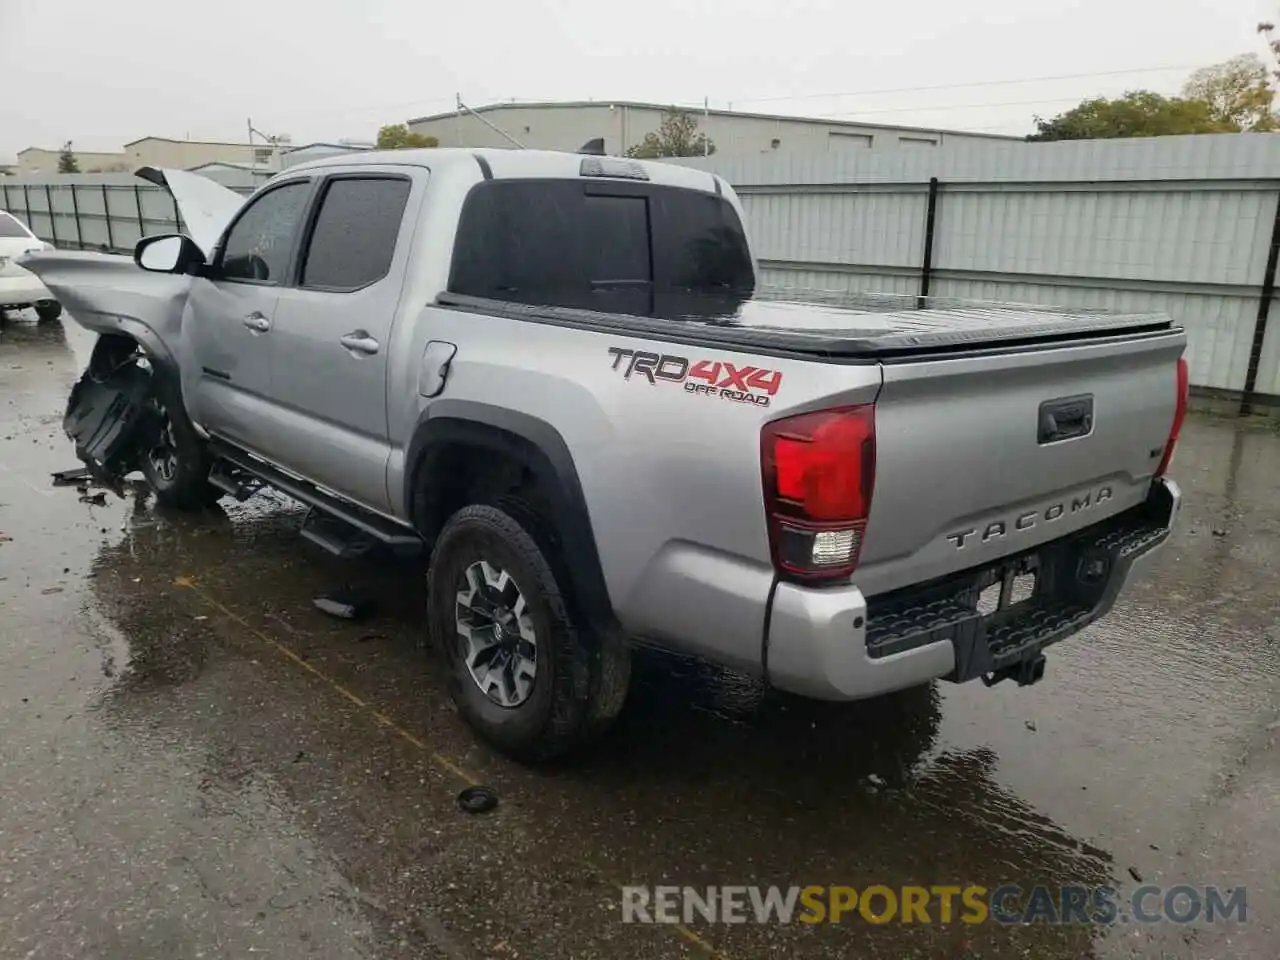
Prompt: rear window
<box><xmin>0</xmin><ymin>213</ymin><xmax>32</xmax><ymax>238</ymax></box>
<box><xmin>448</xmin><ymin>180</ymin><xmax>754</xmax><ymax>315</ymax></box>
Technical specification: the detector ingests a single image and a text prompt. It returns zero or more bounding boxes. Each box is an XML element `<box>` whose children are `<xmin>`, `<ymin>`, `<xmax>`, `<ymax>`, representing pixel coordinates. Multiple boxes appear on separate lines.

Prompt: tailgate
<box><xmin>854</xmin><ymin>329</ymin><xmax>1186</xmax><ymax>598</ymax></box>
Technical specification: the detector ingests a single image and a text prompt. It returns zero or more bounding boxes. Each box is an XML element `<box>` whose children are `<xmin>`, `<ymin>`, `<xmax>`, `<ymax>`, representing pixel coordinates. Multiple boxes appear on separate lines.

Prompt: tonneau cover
<box><xmin>437</xmin><ymin>289</ymin><xmax>1176</xmax><ymax>359</ymax></box>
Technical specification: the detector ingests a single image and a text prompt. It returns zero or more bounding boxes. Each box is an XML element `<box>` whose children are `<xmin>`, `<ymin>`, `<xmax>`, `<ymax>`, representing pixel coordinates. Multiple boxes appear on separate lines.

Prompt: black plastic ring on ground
<box><xmin>457</xmin><ymin>786</ymin><xmax>499</xmax><ymax>814</ymax></box>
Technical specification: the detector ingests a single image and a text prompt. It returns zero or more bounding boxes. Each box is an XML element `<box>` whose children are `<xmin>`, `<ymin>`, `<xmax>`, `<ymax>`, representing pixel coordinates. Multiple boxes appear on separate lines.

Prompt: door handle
<box><xmin>1038</xmin><ymin>394</ymin><xmax>1094</xmax><ymax>444</ymax></box>
<box><xmin>340</xmin><ymin>330</ymin><xmax>380</xmax><ymax>356</ymax></box>
<box><xmin>242</xmin><ymin>312</ymin><xmax>271</xmax><ymax>333</ymax></box>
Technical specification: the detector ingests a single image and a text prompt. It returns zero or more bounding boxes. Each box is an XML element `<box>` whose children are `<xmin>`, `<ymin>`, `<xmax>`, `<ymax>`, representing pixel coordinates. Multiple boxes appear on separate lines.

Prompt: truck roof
<box><xmin>281</xmin><ymin>147</ymin><xmax>724</xmax><ymax>194</ymax></box>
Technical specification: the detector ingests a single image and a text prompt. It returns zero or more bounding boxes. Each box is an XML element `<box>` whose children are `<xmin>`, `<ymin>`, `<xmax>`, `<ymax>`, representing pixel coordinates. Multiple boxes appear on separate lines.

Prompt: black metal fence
<box><xmin>0</xmin><ymin>178</ymin><xmax>254</xmax><ymax>256</ymax></box>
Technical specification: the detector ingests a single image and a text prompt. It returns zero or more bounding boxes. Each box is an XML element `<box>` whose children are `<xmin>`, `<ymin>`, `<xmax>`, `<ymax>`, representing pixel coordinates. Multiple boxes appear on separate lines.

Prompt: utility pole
<box><xmin>704</xmin><ymin>97</ymin><xmax>710</xmax><ymax>157</ymax></box>
<box><xmin>247</xmin><ymin>120</ymin><xmax>280</xmax><ymax>177</ymax></box>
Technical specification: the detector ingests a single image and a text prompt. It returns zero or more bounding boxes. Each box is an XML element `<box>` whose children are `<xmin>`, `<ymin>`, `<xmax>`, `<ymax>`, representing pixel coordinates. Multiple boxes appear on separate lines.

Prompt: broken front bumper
<box><xmin>63</xmin><ymin>361</ymin><xmax>161</xmax><ymax>484</ymax></box>
<box><xmin>765</xmin><ymin>477</ymin><xmax>1181</xmax><ymax>700</ymax></box>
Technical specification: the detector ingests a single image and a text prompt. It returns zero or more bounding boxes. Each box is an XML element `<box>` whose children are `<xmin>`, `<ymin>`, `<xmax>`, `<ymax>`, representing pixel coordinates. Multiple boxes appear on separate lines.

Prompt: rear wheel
<box><xmin>34</xmin><ymin>300</ymin><xmax>62</xmax><ymax>323</ymax></box>
<box><xmin>427</xmin><ymin>503</ymin><xmax>629</xmax><ymax>762</ymax></box>
<box><xmin>140</xmin><ymin>372</ymin><xmax>222</xmax><ymax>510</ymax></box>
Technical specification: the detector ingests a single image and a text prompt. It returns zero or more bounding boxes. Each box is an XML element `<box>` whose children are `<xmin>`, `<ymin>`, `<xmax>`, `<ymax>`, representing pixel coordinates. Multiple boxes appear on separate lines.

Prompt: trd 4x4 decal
<box><xmin>607</xmin><ymin>347</ymin><xmax>783</xmax><ymax>407</ymax></box>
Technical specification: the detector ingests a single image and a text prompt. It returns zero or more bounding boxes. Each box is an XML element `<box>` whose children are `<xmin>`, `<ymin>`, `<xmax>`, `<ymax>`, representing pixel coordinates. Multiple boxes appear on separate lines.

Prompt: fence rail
<box><xmin>1</xmin><ymin>172</ymin><xmax>256</xmax><ymax>256</ymax></box>
<box><xmin>7</xmin><ymin>136</ymin><xmax>1280</xmax><ymax>412</ymax></box>
<box><xmin>673</xmin><ymin>133</ymin><xmax>1280</xmax><ymax>412</ymax></box>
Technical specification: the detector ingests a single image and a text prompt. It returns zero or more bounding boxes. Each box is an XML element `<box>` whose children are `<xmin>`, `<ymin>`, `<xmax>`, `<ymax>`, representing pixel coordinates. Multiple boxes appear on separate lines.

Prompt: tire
<box><xmin>428</xmin><ymin>503</ymin><xmax>630</xmax><ymax>762</ymax></box>
<box><xmin>140</xmin><ymin>370</ymin><xmax>222</xmax><ymax>510</ymax></box>
<box><xmin>34</xmin><ymin>300</ymin><xmax>62</xmax><ymax>323</ymax></box>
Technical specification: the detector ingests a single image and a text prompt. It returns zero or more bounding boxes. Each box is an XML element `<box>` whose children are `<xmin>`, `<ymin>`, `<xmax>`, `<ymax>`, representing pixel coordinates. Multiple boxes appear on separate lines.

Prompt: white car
<box><xmin>0</xmin><ymin>211</ymin><xmax>62</xmax><ymax>322</ymax></box>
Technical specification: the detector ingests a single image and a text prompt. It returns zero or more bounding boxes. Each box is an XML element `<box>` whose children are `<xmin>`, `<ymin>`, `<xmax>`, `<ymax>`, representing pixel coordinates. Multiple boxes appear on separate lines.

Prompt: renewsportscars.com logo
<box><xmin>620</xmin><ymin>884</ymin><xmax>1248</xmax><ymax>926</ymax></box>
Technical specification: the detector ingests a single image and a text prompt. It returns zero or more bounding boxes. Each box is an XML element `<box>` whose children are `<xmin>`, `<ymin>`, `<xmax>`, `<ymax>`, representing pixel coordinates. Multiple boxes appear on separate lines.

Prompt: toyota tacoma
<box><xmin>18</xmin><ymin>150</ymin><xmax>1186</xmax><ymax>760</ymax></box>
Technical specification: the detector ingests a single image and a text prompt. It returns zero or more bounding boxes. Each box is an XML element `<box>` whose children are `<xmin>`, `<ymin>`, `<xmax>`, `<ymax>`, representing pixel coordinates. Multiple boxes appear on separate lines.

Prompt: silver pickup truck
<box><xmin>21</xmin><ymin>148</ymin><xmax>1186</xmax><ymax>761</ymax></box>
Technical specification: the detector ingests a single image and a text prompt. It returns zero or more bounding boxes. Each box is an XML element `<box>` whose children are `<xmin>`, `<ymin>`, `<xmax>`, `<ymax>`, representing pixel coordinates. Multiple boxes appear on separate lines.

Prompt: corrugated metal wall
<box><xmin>6</xmin><ymin>136</ymin><xmax>1280</xmax><ymax>402</ymax></box>
<box><xmin>674</xmin><ymin>134</ymin><xmax>1280</xmax><ymax>402</ymax></box>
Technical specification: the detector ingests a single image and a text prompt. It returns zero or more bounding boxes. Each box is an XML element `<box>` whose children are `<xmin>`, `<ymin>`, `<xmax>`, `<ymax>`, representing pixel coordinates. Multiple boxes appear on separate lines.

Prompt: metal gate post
<box><xmin>1240</xmin><ymin>188</ymin><xmax>1280</xmax><ymax>416</ymax></box>
<box><xmin>69</xmin><ymin>184</ymin><xmax>84</xmax><ymax>249</ymax></box>
<box><xmin>133</xmin><ymin>185</ymin><xmax>146</xmax><ymax>238</ymax></box>
<box><xmin>44</xmin><ymin>184</ymin><xmax>58</xmax><ymax>247</ymax></box>
<box><xmin>917</xmin><ymin>177</ymin><xmax>940</xmax><ymax>307</ymax></box>
<box><xmin>101</xmin><ymin>184</ymin><xmax>115</xmax><ymax>251</ymax></box>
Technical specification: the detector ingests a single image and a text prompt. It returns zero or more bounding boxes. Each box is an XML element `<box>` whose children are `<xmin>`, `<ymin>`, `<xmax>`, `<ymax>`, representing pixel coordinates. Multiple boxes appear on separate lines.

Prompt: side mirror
<box><xmin>134</xmin><ymin>233</ymin><xmax>204</xmax><ymax>274</ymax></box>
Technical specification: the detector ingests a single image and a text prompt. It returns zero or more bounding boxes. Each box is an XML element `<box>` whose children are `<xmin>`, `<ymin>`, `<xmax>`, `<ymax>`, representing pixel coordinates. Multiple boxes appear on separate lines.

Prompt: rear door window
<box><xmin>300</xmin><ymin>177</ymin><xmax>411</xmax><ymax>291</ymax></box>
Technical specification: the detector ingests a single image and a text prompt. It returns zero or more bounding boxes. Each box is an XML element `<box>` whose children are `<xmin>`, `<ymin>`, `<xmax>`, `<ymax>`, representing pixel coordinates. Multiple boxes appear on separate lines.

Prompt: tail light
<box><xmin>761</xmin><ymin>405</ymin><xmax>876</xmax><ymax>581</ymax></box>
<box><xmin>1154</xmin><ymin>356</ymin><xmax>1189</xmax><ymax>478</ymax></box>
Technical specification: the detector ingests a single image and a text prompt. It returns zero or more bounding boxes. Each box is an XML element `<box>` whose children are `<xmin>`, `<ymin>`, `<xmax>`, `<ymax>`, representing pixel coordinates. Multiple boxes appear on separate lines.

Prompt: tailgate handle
<box><xmin>1038</xmin><ymin>394</ymin><xmax>1094</xmax><ymax>444</ymax></box>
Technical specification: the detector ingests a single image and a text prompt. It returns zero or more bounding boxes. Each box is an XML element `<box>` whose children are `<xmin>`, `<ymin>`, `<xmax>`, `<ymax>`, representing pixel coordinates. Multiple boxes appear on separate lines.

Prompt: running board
<box><xmin>209</xmin><ymin>441</ymin><xmax>422</xmax><ymax>552</ymax></box>
<box><xmin>300</xmin><ymin>509</ymin><xmax>379</xmax><ymax>559</ymax></box>
<box><xmin>208</xmin><ymin>461</ymin><xmax>262</xmax><ymax>501</ymax></box>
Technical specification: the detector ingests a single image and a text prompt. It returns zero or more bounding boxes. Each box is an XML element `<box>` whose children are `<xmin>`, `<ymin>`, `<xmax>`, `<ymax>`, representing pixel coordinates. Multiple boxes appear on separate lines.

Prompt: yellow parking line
<box><xmin>172</xmin><ymin>575</ymin><xmax>731</xmax><ymax>959</ymax></box>
<box><xmin>174</xmin><ymin>575</ymin><xmax>478</xmax><ymax>786</ymax></box>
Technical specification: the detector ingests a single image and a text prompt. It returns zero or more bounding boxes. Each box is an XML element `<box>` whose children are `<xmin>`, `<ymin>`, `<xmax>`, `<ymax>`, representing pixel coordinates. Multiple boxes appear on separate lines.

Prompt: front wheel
<box><xmin>34</xmin><ymin>300</ymin><xmax>62</xmax><ymax>323</ymax></box>
<box><xmin>428</xmin><ymin>503</ymin><xmax>630</xmax><ymax>762</ymax></box>
<box><xmin>141</xmin><ymin>372</ymin><xmax>222</xmax><ymax>510</ymax></box>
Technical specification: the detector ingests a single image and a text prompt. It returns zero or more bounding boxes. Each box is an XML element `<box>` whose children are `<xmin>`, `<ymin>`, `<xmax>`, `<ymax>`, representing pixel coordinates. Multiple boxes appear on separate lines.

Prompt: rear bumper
<box><xmin>0</xmin><ymin>267</ymin><xmax>54</xmax><ymax>308</ymax></box>
<box><xmin>765</xmin><ymin>477</ymin><xmax>1181</xmax><ymax>700</ymax></box>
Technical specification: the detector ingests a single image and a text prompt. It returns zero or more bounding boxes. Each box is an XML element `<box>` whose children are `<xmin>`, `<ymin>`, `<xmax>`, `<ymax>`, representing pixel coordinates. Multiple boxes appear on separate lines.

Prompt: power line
<box><xmin>732</xmin><ymin>63</ymin><xmax>1202</xmax><ymax>106</ymax></box>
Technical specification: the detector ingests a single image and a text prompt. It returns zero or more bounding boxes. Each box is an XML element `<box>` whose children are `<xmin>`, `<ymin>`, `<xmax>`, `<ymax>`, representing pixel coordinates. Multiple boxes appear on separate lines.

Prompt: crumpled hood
<box><xmin>16</xmin><ymin>249</ymin><xmax>195</xmax><ymax>370</ymax></box>
<box><xmin>15</xmin><ymin>249</ymin><xmax>192</xmax><ymax>333</ymax></box>
<box><xmin>15</xmin><ymin>167</ymin><xmax>247</xmax><ymax>353</ymax></box>
<box><xmin>134</xmin><ymin>166</ymin><xmax>245</xmax><ymax>257</ymax></box>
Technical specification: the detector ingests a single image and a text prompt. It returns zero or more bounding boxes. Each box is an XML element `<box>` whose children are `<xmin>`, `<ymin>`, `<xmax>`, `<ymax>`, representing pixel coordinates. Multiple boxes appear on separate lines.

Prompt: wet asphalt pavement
<box><xmin>1</xmin><ymin>315</ymin><xmax>1278</xmax><ymax>960</ymax></box>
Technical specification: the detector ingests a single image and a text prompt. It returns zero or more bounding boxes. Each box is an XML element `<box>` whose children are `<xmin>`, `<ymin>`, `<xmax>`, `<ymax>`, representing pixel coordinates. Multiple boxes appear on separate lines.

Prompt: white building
<box><xmin>279</xmin><ymin>141</ymin><xmax>376</xmax><ymax>168</ymax></box>
<box><xmin>407</xmin><ymin>100</ymin><xmax>1018</xmax><ymax>157</ymax></box>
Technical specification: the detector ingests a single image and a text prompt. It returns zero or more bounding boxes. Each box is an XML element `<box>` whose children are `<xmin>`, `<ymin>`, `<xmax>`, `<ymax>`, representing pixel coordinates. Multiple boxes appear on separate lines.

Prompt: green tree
<box><xmin>376</xmin><ymin>124</ymin><xmax>439</xmax><ymax>149</ymax></box>
<box><xmin>1182</xmin><ymin>54</ymin><xmax>1276</xmax><ymax>131</ymax></box>
<box><xmin>1026</xmin><ymin>90</ymin><xmax>1234</xmax><ymax>141</ymax></box>
<box><xmin>625</xmin><ymin>108</ymin><xmax>715</xmax><ymax>158</ymax></box>
<box><xmin>58</xmin><ymin>141</ymin><xmax>79</xmax><ymax>173</ymax></box>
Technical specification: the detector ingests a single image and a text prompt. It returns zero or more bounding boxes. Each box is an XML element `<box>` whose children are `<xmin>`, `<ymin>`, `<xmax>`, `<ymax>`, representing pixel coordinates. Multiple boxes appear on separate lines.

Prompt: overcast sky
<box><xmin>0</xmin><ymin>0</ymin><xmax>1267</xmax><ymax>160</ymax></box>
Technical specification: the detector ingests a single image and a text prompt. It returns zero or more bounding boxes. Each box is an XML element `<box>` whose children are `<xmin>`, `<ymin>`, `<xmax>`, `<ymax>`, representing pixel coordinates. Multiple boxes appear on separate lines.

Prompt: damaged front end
<box><xmin>19</xmin><ymin>167</ymin><xmax>248</xmax><ymax>491</ymax></box>
<box><xmin>63</xmin><ymin>338</ymin><xmax>168</xmax><ymax>492</ymax></box>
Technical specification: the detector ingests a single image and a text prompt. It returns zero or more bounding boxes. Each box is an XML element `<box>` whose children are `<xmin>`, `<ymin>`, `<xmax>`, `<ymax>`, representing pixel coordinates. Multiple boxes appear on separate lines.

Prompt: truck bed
<box><xmin>437</xmin><ymin>289</ymin><xmax>1177</xmax><ymax>360</ymax></box>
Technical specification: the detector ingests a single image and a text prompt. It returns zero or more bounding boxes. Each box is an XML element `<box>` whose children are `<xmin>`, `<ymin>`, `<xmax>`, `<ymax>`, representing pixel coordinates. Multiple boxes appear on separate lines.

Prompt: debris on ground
<box><xmin>50</xmin><ymin>467</ymin><xmax>92</xmax><ymax>486</ymax></box>
<box><xmin>78</xmin><ymin>491</ymin><xmax>107</xmax><ymax>506</ymax></box>
<box><xmin>1025</xmin><ymin>720</ymin><xmax>1038</xmax><ymax>731</ymax></box>
<box><xmin>457</xmin><ymin>786</ymin><xmax>499</xmax><ymax>814</ymax></box>
<box><xmin>1211</xmin><ymin>528</ymin><xmax>1227</xmax><ymax>537</ymax></box>
<box><xmin>1128</xmin><ymin>866</ymin><xmax>1145</xmax><ymax>883</ymax></box>
<box><xmin>313</xmin><ymin>589</ymin><xmax>376</xmax><ymax>621</ymax></box>
<box><xmin>41</xmin><ymin>587</ymin><xmax>63</xmax><ymax>595</ymax></box>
